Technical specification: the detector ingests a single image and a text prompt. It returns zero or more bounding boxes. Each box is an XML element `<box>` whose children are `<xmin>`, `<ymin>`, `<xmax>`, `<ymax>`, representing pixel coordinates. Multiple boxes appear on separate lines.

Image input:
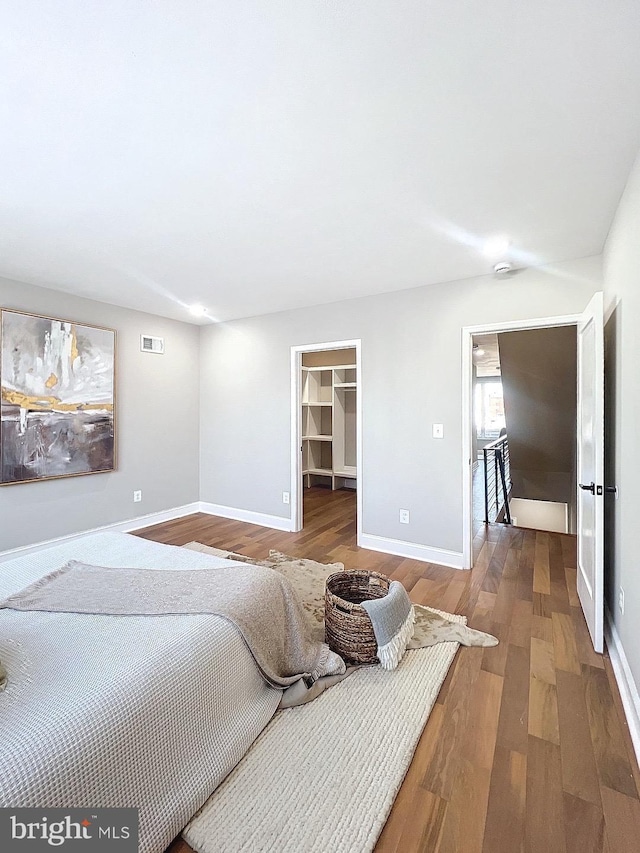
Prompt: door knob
<box><xmin>579</xmin><ymin>482</ymin><xmax>595</xmax><ymax>494</ymax></box>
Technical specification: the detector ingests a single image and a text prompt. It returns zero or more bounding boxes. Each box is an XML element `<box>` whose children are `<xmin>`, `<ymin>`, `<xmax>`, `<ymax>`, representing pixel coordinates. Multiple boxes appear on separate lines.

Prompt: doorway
<box><xmin>471</xmin><ymin>333</ymin><xmax>507</xmax><ymax>535</ymax></box>
<box><xmin>290</xmin><ymin>339</ymin><xmax>363</xmax><ymax>541</ymax></box>
<box><xmin>471</xmin><ymin>327</ymin><xmax>578</xmax><ymax>537</ymax></box>
<box><xmin>464</xmin><ymin>295</ymin><xmax>604</xmax><ymax>653</ymax></box>
<box><xmin>462</xmin><ymin>313</ymin><xmax>581</xmax><ymax>570</ymax></box>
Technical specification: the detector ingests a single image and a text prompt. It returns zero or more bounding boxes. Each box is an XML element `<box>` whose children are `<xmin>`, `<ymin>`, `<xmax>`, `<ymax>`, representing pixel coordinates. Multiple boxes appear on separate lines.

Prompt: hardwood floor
<box><xmin>133</xmin><ymin>487</ymin><xmax>640</xmax><ymax>853</ymax></box>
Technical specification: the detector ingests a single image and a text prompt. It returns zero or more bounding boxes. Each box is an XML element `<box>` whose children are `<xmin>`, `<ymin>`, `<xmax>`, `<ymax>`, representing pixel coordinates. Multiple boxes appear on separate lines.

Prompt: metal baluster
<box><xmin>482</xmin><ymin>434</ymin><xmax>511</xmax><ymax>526</ymax></box>
<box><xmin>483</xmin><ymin>447</ymin><xmax>489</xmax><ymax>524</ymax></box>
<box><xmin>497</xmin><ymin>448</ymin><xmax>512</xmax><ymax>524</ymax></box>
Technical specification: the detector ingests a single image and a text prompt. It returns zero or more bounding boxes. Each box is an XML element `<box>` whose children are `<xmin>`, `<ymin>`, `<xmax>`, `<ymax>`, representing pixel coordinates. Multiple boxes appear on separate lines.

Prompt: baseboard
<box><xmin>359</xmin><ymin>533</ymin><xmax>465</xmax><ymax>569</ymax></box>
<box><xmin>198</xmin><ymin>502</ymin><xmax>293</xmax><ymax>532</ymax></box>
<box><xmin>0</xmin><ymin>502</ymin><xmax>202</xmax><ymax>563</ymax></box>
<box><xmin>605</xmin><ymin>605</ymin><xmax>640</xmax><ymax>768</ymax></box>
<box><xmin>118</xmin><ymin>503</ymin><xmax>202</xmax><ymax>533</ymax></box>
<box><xmin>1</xmin><ymin>505</ymin><xmax>457</xmax><ymax>567</ymax></box>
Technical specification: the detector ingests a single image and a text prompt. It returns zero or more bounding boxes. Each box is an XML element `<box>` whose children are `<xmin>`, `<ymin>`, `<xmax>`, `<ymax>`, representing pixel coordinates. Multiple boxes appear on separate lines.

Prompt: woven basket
<box><xmin>325</xmin><ymin>570</ymin><xmax>391</xmax><ymax>665</ymax></box>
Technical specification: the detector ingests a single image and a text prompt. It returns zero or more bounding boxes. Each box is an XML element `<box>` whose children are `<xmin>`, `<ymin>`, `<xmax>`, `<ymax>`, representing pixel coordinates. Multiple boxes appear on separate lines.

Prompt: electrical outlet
<box><xmin>619</xmin><ymin>587</ymin><xmax>625</xmax><ymax>615</ymax></box>
<box><xmin>282</xmin><ymin>491</ymin><xmax>290</xmax><ymax>505</ymax></box>
<box><xmin>399</xmin><ymin>509</ymin><xmax>410</xmax><ymax>524</ymax></box>
<box><xmin>133</xmin><ymin>490</ymin><xmax>142</xmax><ymax>503</ymax></box>
<box><xmin>432</xmin><ymin>423</ymin><xmax>444</xmax><ymax>439</ymax></box>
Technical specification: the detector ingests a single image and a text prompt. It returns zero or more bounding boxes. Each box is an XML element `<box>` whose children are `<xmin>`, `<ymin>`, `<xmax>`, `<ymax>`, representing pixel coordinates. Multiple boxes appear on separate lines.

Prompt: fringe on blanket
<box><xmin>376</xmin><ymin>607</ymin><xmax>416</xmax><ymax>671</ymax></box>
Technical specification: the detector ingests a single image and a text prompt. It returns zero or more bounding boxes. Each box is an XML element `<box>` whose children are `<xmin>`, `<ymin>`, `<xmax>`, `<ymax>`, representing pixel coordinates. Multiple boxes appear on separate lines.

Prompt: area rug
<box><xmin>183</xmin><ymin>612</ymin><xmax>461</xmax><ymax>853</ymax></box>
<box><xmin>179</xmin><ymin>544</ymin><xmax>483</xmax><ymax>853</ymax></box>
<box><xmin>184</xmin><ymin>542</ymin><xmax>498</xmax><ymax>649</ymax></box>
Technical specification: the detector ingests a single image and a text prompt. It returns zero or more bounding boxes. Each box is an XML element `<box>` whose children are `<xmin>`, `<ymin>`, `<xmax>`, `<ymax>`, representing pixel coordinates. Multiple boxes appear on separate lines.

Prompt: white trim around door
<box><xmin>290</xmin><ymin>339</ymin><xmax>363</xmax><ymax>544</ymax></box>
<box><xmin>461</xmin><ymin>312</ymin><xmax>581</xmax><ymax>570</ymax></box>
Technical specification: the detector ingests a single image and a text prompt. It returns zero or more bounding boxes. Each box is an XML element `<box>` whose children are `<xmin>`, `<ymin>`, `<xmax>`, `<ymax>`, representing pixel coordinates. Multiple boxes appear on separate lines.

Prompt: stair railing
<box><xmin>483</xmin><ymin>434</ymin><xmax>512</xmax><ymax>524</ymax></box>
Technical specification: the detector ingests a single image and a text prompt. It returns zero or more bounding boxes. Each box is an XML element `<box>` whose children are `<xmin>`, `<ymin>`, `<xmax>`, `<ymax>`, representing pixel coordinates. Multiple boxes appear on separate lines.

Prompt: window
<box><xmin>475</xmin><ymin>380</ymin><xmax>505</xmax><ymax>439</ymax></box>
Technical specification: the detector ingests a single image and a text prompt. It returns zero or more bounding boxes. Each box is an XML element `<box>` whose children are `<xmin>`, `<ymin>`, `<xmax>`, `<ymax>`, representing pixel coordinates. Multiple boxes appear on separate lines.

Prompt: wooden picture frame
<box><xmin>0</xmin><ymin>309</ymin><xmax>116</xmax><ymax>485</ymax></box>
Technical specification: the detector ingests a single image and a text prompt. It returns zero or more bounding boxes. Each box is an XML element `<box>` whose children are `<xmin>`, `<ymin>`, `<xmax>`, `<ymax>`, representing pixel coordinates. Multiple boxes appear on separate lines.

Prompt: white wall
<box><xmin>0</xmin><ymin>277</ymin><xmax>200</xmax><ymax>551</ymax></box>
<box><xmin>603</xmin><ymin>149</ymin><xmax>640</xmax><ymax>700</ymax></box>
<box><xmin>199</xmin><ymin>256</ymin><xmax>600</xmax><ymax>557</ymax></box>
<box><xmin>0</xmin><ymin>256</ymin><xmax>602</xmax><ymax>561</ymax></box>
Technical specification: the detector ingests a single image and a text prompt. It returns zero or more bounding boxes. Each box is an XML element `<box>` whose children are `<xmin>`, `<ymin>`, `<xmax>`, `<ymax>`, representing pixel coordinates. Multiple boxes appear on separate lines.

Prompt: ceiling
<box><xmin>2</xmin><ymin>2</ymin><xmax>640</xmax><ymax>324</ymax></box>
<box><xmin>473</xmin><ymin>334</ymin><xmax>501</xmax><ymax>377</ymax></box>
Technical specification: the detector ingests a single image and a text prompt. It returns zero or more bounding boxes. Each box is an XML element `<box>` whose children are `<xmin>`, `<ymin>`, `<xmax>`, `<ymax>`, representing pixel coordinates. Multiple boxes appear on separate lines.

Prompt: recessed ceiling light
<box><xmin>482</xmin><ymin>235</ymin><xmax>510</xmax><ymax>258</ymax></box>
<box><xmin>189</xmin><ymin>304</ymin><xmax>207</xmax><ymax>317</ymax></box>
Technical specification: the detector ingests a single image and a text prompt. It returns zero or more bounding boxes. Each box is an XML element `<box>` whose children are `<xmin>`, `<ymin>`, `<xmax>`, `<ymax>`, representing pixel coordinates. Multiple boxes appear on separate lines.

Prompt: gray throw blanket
<box><xmin>361</xmin><ymin>581</ymin><xmax>415</xmax><ymax>670</ymax></box>
<box><xmin>1</xmin><ymin>560</ymin><xmax>345</xmax><ymax>691</ymax></box>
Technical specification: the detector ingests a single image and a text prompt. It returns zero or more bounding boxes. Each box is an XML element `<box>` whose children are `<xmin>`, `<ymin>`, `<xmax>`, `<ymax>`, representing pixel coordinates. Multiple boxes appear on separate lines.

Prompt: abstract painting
<box><xmin>0</xmin><ymin>310</ymin><xmax>116</xmax><ymax>484</ymax></box>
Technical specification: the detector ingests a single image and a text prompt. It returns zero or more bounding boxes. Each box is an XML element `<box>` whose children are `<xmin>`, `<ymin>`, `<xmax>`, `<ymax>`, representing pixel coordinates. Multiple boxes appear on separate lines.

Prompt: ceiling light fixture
<box><xmin>493</xmin><ymin>261</ymin><xmax>513</xmax><ymax>275</ymax></box>
<box><xmin>189</xmin><ymin>304</ymin><xmax>207</xmax><ymax>317</ymax></box>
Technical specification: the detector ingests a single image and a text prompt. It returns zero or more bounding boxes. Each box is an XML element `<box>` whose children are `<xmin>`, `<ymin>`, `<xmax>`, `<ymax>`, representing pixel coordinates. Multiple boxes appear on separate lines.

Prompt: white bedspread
<box><xmin>0</xmin><ymin>533</ymin><xmax>281</xmax><ymax>853</ymax></box>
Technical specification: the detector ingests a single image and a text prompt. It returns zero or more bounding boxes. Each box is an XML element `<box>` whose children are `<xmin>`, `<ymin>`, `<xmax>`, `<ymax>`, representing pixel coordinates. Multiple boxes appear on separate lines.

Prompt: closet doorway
<box><xmin>290</xmin><ymin>339</ymin><xmax>362</xmax><ymax>541</ymax></box>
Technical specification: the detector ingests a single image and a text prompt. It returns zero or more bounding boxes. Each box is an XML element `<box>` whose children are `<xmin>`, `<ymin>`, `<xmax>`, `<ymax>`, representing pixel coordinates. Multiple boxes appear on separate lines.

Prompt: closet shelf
<box><xmin>301</xmin><ymin>359</ymin><xmax>357</xmax><ymax>491</ymax></box>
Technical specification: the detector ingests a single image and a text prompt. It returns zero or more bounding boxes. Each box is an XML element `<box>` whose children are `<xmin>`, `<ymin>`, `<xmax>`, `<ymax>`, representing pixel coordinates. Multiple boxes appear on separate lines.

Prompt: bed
<box><xmin>0</xmin><ymin>532</ymin><xmax>282</xmax><ymax>853</ymax></box>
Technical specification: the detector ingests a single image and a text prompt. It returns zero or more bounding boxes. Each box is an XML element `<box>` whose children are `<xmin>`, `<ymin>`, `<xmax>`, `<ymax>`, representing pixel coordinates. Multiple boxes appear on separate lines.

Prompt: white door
<box><xmin>577</xmin><ymin>291</ymin><xmax>605</xmax><ymax>653</ymax></box>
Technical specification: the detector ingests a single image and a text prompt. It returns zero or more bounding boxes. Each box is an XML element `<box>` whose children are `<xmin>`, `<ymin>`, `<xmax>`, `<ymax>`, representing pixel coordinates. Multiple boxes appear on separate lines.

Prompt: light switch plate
<box><xmin>432</xmin><ymin>423</ymin><xmax>444</xmax><ymax>439</ymax></box>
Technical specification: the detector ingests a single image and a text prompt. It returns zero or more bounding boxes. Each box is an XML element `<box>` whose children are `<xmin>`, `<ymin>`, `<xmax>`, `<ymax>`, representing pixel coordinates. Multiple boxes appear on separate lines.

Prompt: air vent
<box><xmin>140</xmin><ymin>335</ymin><xmax>165</xmax><ymax>354</ymax></box>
